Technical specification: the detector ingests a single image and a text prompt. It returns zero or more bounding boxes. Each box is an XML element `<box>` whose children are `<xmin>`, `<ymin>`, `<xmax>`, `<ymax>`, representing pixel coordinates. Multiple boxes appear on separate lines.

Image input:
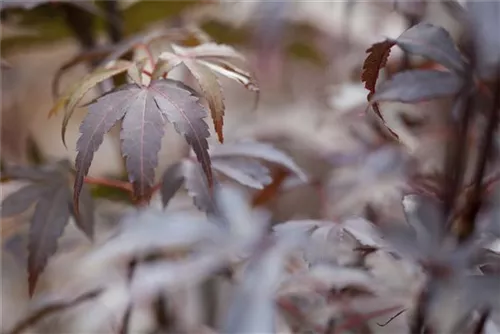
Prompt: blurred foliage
<box><xmin>1</xmin><ymin>1</ymin><xmax>202</xmax><ymax>54</ymax></box>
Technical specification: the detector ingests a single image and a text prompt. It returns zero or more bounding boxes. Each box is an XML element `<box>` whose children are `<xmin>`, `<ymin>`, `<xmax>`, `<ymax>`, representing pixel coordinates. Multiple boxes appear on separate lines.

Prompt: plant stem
<box><xmin>459</xmin><ymin>69</ymin><xmax>500</xmax><ymax>241</ymax></box>
<box><xmin>84</xmin><ymin>176</ymin><xmax>133</xmax><ymax>193</ymax></box>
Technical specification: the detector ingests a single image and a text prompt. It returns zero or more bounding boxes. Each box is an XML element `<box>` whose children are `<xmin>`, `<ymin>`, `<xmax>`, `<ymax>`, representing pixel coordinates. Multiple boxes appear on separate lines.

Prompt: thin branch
<box><xmin>84</xmin><ymin>176</ymin><xmax>133</xmax><ymax>193</ymax></box>
<box><xmin>8</xmin><ymin>289</ymin><xmax>103</xmax><ymax>334</ymax></box>
<box><xmin>459</xmin><ymin>68</ymin><xmax>500</xmax><ymax>241</ymax></box>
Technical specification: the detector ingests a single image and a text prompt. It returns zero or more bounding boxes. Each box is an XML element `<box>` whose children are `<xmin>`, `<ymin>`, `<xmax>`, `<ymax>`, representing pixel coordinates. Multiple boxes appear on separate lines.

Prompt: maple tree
<box><xmin>2</xmin><ymin>1</ymin><xmax>500</xmax><ymax>334</ymax></box>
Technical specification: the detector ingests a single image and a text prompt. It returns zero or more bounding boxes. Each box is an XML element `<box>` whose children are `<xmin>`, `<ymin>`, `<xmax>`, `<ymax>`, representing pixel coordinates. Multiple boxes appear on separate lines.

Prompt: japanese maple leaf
<box><xmin>1</xmin><ymin>161</ymin><xmax>94</xmax><ymax>296</ymax></box>
<box><xmin>160</xmin><ymin>141</ymin><xmax>308</xmax><ymax>212</ymax></box>
<box><xmin>74</xmin><ymin>78</ymin><xmax>212</xmax><ymax>210</ymax></box>
<box><xmin>154</xmin><ymin>43</ymin><xmax>259</xmax><ymax>143</ymax></box>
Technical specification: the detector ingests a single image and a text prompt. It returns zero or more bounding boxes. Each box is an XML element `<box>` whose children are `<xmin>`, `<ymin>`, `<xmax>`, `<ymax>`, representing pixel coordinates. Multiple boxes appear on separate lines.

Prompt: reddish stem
<box><xmin>84</xmin><ymin>176</ymin><xmax>133</xmax><ymax>193</ymax></box>
<box><xmin>332</xmin><ymin>305</ymin><xmax>403</xmax><ymax>334</ymax></box>
<box><xmin>135</xmin><ymin>43</ymin><xmax>155</xmax><ymax>70</ymax></box>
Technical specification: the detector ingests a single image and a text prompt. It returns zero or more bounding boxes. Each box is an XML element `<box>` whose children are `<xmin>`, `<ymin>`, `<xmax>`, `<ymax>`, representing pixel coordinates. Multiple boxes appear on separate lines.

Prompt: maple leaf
<box><xmin>160</xmin><ymin>141</ymin><xmax>307</xmax><ymax>212</ymax></box>
<box><xmin>74</xmin><ymin>78</ymin><xmax>211</xmax><ymax>209</ymax></box>
<box><xmin>155</xmin><ymin>43</ymin><xmax>259</xmax><ymax>143</ymax></box>
<box><xmin>361</xmin><ymin>40</ymin><xmax>398</xmax><ymax>140</ymax></box>
<box><xmin>48</xmin><ymin>60</ymin><xmax>135</xmax><ymax>146</ymax></box>
<box><xmin>1</xmin><ymin>161</ymin><xmax>95</xmax><ymax>296</ymax></box>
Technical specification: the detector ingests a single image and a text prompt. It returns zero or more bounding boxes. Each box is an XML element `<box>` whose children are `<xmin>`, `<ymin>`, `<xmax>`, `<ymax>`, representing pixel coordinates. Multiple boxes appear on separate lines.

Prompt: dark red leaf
<box><xmin>361</xmin><ymin>40</ymin><xmax>395</xmax><ymax>100</ymax></box>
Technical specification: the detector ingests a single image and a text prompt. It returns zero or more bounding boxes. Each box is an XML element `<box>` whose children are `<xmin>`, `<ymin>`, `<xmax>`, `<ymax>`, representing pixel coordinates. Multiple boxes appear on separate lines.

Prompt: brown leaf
<box><xmin>361</xmin><ymin>40</ymin><xmax>395</xmax><ymax>101</ymax></box>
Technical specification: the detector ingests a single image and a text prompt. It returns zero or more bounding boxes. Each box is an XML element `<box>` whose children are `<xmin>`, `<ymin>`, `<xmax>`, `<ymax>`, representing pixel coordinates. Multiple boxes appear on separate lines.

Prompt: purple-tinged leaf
<box><xmin>72</xmin><ymin>184</ymin><xmax>95</xmax><ymax>240</ymax></box>
<box><xmin>214</xmin><ymin>185</ymin><xmax>269</xmax><ymax>246</ymax></box>
<box><xmin>402</xmin><ymin>194</ymin><xmax>445</xmax><ymax>249</ymax></box>
<box><xmin>84</xmin><ymin>209</ymin><xmax>222</xmax><ymax>268</ymax></box>
<box><xmin>209</xmin><ymin>141</ymin><xmax>307</xmax><ymax>181</ymax></box>
<box><xmin>467</xmin><ymin>1</ymin><xmax>500</xmax><ymax>80</ymax></box>
<box><xmin>212</xmin><ymin>158</ymin><xmax>271</xmax><ymax>189</ymax></box>
<box><xmin>151</xmin><ymin>79</ymin><xmax>212</xmax><ymax>186</ymax></box>
<box><xmin>160</xmin><ymin>162</ymin><xmax>185</xmax><ymax>208</ymax></box>
<box><xmin>372</xmin><ymin>70</ymin><xmax>462</xmax><ymax>103</ymax></box>
<box><xmin>393</xmin><ymin>22</ymin><xmax>467</xmax><ymax>74</ymax></box>
<box><xmin>184</xmin><ymin>161</ymin><xmax>216</xmax><ymax>214</ymax></box>
<box><xmin>28</xmin><ymin>184</ymin><xmax>72</xmax><ymax>296</ymax></box>
<box><xmin>223</xmin><ymin>238</ymin><xmax>301</xmax><ymax>333</ymax></box>
<box><xmin>131</xmin><ymin>252</ymin><xmax>225</xmax><ymax>302</ymax></box>
<box><xmin>1</xmin><ymin>184</ymin><xmax>46</xmax><ymax>218</ymax></box>
<box><xmin>120</xmin><ymin>89</ymin><xmax>166</xmax><ymax>199</ymax></box>
<box><xmin>74</xmin><ymin>84</ymin><xmax>139</xmax><ymax>211</ymax></box>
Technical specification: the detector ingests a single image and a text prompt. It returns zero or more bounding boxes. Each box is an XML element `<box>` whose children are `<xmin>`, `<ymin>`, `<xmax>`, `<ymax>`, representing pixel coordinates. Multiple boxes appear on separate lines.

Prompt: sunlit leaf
<box><xmin>156</xmin><ymin>43</ymin><xmax>258</xmax><ymax>143</ymax></box>
<box><xmin>48</xmin><ymin>60</ymin><xmax>134</xmax><ymax>147</ymax></box>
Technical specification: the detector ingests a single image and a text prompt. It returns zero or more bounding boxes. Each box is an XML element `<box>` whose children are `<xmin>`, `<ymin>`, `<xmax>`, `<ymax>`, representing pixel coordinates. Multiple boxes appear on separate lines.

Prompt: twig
<box><xmin>84</xmin><ymin>176</ymin><xmax>133</xmax><ymax>193</ymax></box>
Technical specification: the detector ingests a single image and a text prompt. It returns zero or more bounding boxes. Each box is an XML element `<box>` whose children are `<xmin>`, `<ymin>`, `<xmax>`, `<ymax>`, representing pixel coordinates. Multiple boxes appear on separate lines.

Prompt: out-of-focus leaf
<box><xmin>7</xmin><ymin>288</ymin><xmax>103</xmax><ymax>334</ymax></box>
<box><xmin>1</xmin><ymin>0</ymin><xmax>103</xmax><ymax>15</ymax></box>
<box><xmin>212</xmin><ymin>158</ymin><xmax>272</xmax><ymax>189</ymax></box>
<box><xmin>402</xmin><ymin>194</ymin><xmax>445</xmax><ymax>250</ymax></box>
<box><xmin>1</xmin><ymin>184</ymin><xmax>47</xmax><ymax>218</ymax></box>
<box><xmin>214</xmin><ymin>185</ymin><xmax>269</xmax><ymax>248</ymax></box>
<box><xmin>393</xmin><ymin>0</ymin><xmax>427</xmax><ymax>17</ymax></box>
<box><xmin>160</xmin><ymin>162</ymin><xmax>185</xmax><ymax>208</ymax></box>
<box><xmin>131</xmin><ymin>252</ymin><xmax>225</xmax><ymax>302</ymax></box>
<box><xmin>184</xmin><ymin>161</ymin><xmax>217</xmax><ymax>214</ymax></box>
<box><xmin>372</xmin><ymin>70</ymin><xmax>462</xmax><ymax>103</ymax></box>
<box><xmin>83</xmin><ymin>209</ymin><xmax>223</xmax><ymax>269</ymax></box>
<box><xmin>156</xmin><ymin>43</ymin><xmax>258</xmax><ymax>143</ymax></box>
<box><xmin>467</xmin><ymin>1</ymin><xmax>500</xmax><ymax>80</ymax></box>
<box><xmin>74</xmin><ymin>79</ymin><xmax>211</xmax><ymax>209</ymax></box>
<box><xmin>391</xmin><ymin>22</ymin><xmax>467</xmax><ymax>74</ymax></box>
<box><xmin>222</xmin><ymin>237</ymin><xmax>302</xmax><ymax>334</ymax></box>
<box><xmin>52</xmin><ymin>46</ymin><xmax>115</xmax><ymax>98</ymax></box>
<box><xmin>49</xmin><ymin>60</ymin><xmax>134</xmax><ymax>146</ymax></box>
<box><xmin>28</xmin><ymin>183</ymin><xmax>71</xmax><ymax>296</ymax></box>
<box><xmin>0</xmin><ymin>161</ymin><xmax>95</xmax><ymax>295</ymax></box>
<box><xmin>209</xmin><ymin>141</ymin><xmax>307</xmax><ymax>182</ymax></box>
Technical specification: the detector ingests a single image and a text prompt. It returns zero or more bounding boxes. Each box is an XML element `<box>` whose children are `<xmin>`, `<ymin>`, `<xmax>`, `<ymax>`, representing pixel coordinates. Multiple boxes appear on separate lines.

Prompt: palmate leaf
<box><xmin>160</xmin><ymin>141</ymin><xmax>307</xmax><ymax>213</ymax></box>
<box><xmin>48</xmin><ymin>60</ymin><xmax>135</xmax><ymax>147</ymax></box>
<box><xmin>155</xmin><ymin>43</ymin><xmax>259</xmax><ymax>143</ymax></box>
<box><xmin>74</xmin><ymin>78</ymin><xmax>211</xmax><ymax>209</ymax></box>
<box><xmin>1</xmin><ymin>161</ymin><xmax>95</xmax><ymax>296</ymax></box>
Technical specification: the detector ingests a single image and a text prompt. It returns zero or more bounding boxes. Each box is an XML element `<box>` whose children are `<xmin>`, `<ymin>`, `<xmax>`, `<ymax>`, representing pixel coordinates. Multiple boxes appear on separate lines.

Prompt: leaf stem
<box><xmin>135</xmin><ymin>43</ymin><xmax>155</xmax><ymax>72</ymax></box>
<box><xmin>84</xmin><ymin>176</ymin><xmax>133</xmax><ymax>193</ymax></box>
